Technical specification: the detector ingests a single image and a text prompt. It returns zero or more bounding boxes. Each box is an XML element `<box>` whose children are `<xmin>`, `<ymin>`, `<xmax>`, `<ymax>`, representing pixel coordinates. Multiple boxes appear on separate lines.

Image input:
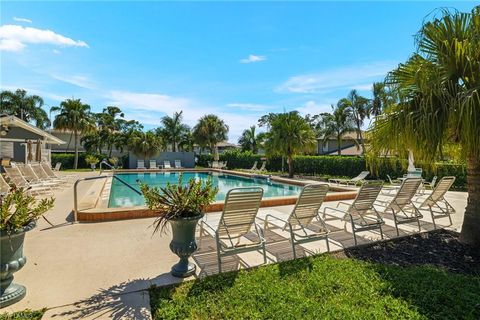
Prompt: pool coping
<box><xmin>76</xmin><ymin>169</ymin><xmax>358</xmax><ymax>222</ymax></box>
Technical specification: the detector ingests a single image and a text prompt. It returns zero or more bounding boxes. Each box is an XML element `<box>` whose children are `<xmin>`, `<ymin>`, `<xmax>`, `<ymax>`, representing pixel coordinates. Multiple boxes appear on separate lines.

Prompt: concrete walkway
<box><xmin>2</xmin><ymin>171</ymin><xmax>467</xmax><ymax>319</ymax></box>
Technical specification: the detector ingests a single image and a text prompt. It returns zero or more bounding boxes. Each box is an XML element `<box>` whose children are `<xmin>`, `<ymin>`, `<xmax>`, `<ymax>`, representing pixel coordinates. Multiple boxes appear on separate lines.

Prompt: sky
<box><xmin>0</xmin><ymin>1</ymin><xmax>476</xmax><ymax>142</ymax></box>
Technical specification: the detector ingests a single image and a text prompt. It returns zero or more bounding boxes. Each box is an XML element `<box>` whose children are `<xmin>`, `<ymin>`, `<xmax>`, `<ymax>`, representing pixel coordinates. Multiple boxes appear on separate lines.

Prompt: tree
<box><xmin>157</xmin><ymin>111</ymin><xmax>190</xmax><ymax>152</ymax></box>
<box><xmin>338</xmin><ymin>90</ymin><xmax>370</xmax><ymax>154</ymax></box>
<box><xmin>369</xmin><ymin>7</ymin><xmax>480</xmax><ymax>246</ymax></box>
<box><xmin>128</xmin><ymin>130</ymin><xmax>162</xmax><ymax>160</ymax></box>
<box><xmin>97</xmin><ymin>106</ymin><xmax>126</xmax><ymax>156</ymax></box>
<box><xmin>238</xmin><ymin>126</ymin><xmax>262</xmax><ymax>153</ymax></box>
<box><xmin>316</xmin><ymin>104</ymin><xmax>357</xmax><ymax>155</ymax></box>
<box><xmin>51</xmin><ymin>99</ymin><xmax>95</xmax><ymax>169</ymax></box>
<box><xmin>264</xmin><ymin>111</ymin><xmax>316</xmax><ymax>178</ymax></box>
<box><xmin>192</xmin><ymin>114</ymin><xmax>229</xmax><ymax>160</ymax></box>
<box><xmin>178</xmin><ymin>130</ymin><xmax>195</xmax><ymax>152</ymax></box>
<box><xmin>0</xmin><ymin>89</ymin><xmax>50</xmax><ymax>129</ymax></box>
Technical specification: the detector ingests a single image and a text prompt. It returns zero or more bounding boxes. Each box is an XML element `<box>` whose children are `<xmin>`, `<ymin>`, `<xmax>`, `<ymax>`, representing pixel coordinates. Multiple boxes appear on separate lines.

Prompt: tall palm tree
<box><xmin>264</xmin><ymin>111</ymin><xmax>316</xmax><ymax>178</ymax></box>
<box><xmin>338</xmin><ymin>90</ymin><xmax>370</xmax><ymax>154</ymax></box>
<box><xmin>51</xmin><ymin>99</ymin><xmax>95</xmax><ymax>169</ymax></box>
<box><xmin>316</xmin><ymin>104</ymin><xmax>357</xmax><ymax>155</ymax></box>
<box><xmin>369</xmin><ymin>7</ymin><xmax>480</xmax><ymax>246</ymax></box>
<box><xmin>158</xmin><ymin>111</ymin><xmax>190</xmax><ymax>152</ymax></box>
<box><xmin>238</xmin><ymin>126</ymin><xmax>261</xmax><ymax>153</ymax></box>
<box><xmin>178</xmin><ymin>130</ymin><xmax>195</xmax><ymax>152</ymax></box>
<box><xmin>0</xmin><ymin>89</ymin><xmax>50</xmax><ymax>129</ymax></box>
<box><xmin>97</xmin><ymin>106</ymin><xmax>125</xmax><ymax>156</ymax></box>
<box><xmin>128</xmin><ymin>130</ymin><xmax>162</xmax><ymax>160</ymax></box>
<box><xmin>192</xmin><ymin>114</ymin><xmax>229</xmax><ymax>160</ymax></box>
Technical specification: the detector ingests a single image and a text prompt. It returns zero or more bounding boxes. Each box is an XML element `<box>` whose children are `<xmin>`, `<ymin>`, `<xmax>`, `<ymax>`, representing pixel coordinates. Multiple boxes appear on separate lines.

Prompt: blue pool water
<box><xmin>108</xmin><ymin>172</ymin><xmax>303</xmax><ymax>208</ymax></box>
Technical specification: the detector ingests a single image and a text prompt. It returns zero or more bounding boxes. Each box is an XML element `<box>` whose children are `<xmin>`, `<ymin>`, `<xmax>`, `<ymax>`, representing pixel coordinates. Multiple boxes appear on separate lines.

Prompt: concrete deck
<box><xmin>2</xmin><ymin>171</ymin><xmax>467</xmax><ymax>319</ymax></box>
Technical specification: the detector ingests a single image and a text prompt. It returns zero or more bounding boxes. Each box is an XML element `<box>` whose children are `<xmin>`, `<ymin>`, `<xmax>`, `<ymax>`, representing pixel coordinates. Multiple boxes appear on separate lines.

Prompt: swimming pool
<box><xmin>108</xmin><ymin>172</ymin><xmax>304</xmax><ymax>208</ymax></box>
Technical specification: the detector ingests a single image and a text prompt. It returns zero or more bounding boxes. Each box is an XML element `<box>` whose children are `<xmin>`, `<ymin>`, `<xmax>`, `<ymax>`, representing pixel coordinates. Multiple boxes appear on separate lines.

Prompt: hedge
<box><xmin>51</xmin><ymin>153</ymin><xmax>108</xmax><ymax>169</ymax></box>
<box><xmin>197</xmin><ymin>150</ymin><xmax>467</xmax><ymax>190</ymax></box>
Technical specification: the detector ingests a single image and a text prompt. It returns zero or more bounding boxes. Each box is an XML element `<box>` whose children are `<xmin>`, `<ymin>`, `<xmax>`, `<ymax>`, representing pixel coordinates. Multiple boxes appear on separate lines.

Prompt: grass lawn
<box><xmin>0</xmin><ymin>309</ymin><xmax>45</xmax><ymax>320</ymax></box>
<box><xmin>150</xmin><ymin>255</ymin><xmax>480</xmax><ymax>320</ymax></box>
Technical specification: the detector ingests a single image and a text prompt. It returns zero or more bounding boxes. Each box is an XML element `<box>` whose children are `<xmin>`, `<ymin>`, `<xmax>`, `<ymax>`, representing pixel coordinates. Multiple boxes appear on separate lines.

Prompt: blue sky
<box><xmin>1</xmin><ymin>1</ymin><xmax>475</xmax><ymax>142</ymax></box>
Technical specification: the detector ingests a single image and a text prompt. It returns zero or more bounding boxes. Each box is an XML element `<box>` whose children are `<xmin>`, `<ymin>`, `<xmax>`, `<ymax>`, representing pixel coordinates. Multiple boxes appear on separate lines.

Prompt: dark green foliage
<box><xmin>0</xmin><ymin>309</ymin><xmax>45</xmax><ymax>320</ymax></box>
<box><xmin>51</xmin><ymin>153</ymin><xmax>108</xmax><ymax>169</ymax></box>
<box><xmin>150</xmin><ymin>255</ymin><xmax>480</xmax><ymax>319</ymax></box>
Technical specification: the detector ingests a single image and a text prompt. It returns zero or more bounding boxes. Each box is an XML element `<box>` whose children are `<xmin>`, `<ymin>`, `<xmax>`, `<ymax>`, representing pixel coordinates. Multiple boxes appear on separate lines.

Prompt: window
<box><xmin>322</xmin><ymin>141</ymin><xmax>329</xmax><ymax>153</ymax></box>
<box><xmin>0</xmin><ymin>141</ymin><xmax>14</xmax><ymax>158</ymax></box>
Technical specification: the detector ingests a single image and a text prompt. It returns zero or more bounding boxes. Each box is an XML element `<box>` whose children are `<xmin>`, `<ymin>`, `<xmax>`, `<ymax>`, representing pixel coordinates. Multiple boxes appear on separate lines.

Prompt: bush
<box><xmin>51</xmin><ymin>153</ymin><xmax>107</xmax><ymax>169</ymax></box>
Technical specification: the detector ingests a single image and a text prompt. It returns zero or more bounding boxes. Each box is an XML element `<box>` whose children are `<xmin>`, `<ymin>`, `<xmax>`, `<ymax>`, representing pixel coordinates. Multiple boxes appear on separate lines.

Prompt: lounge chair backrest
<box><xmin>217</xmin><ymin>187</ymin><xmax>264</xmax><ymax>239</ymax></box>
<box><xmin>0</xmin><ymin>174</ymin><xmax>10</xmax><ymax>194</ymax></box>
<box><xmin>387</xmin><ymin>174</ymin><xmax>395</xmax><ymax>184</ymax></box>
<box><xmin>31</xmin><ymin>163</ymin><xmax>49</xmax><ymax>180</ymax></box>
<box><xmin>250</xmin><ymin>161</ymin><xmax>258</xmax><ymax>170</ymax></box>
<box><xmin>258</xmin><ymin>161</ymin><xmax>266</xmax><ymax>171</ymax></box>
<box><xmin>16</xmin><ymin>163</ymin><xmax>36</xmax><ymax>182</ymax></box>
<box><xmin>163</xmin><ymin>160</ymin><xmax>171</xmax><ymax>168</ymax></box>
<box><xmin>54</xmin><ymin>162</ymin><xmax>61</xmax><ymax>171</ymax></box>
<box><xmin>288</xmin><ymin>184</ymin><xmax>329</xmax><ymax>226</ymax></box>
<box><xmin>407</xmin><ymin>168</ymin><xmax>422</xmax><ymax>178</ymax></box>
<box><xmin>387</xmin><ymin>178</ymin><xmax>422</xmax><ymax>211</ymax></box>
<box><xmin>137</xmin><ymin>160</ymin><xmax>145</xmax><ymax>168</ymax></box>
<box><xmin>41</xmin><ymin>162</ymin><xmax>57</xmax><ymax>178</ymax></box>
<box><xmin>352</xmin><ymin>171</ymin><xmax>369</xmax><ymax>181</ymax></box>
<box><xmin>430</xmin><ymin>176</ymin><xmax>438</xmax><ymax>188</ymax></box>
<box><xmin>212</xmin><ymin>161</ymin><xmax>219</xmax><ymax>168</ymax></box>
<box><xmin>149</xmin><ymin>160</ymin><xmax>157</xmax><ymax>168</ymax></box>
<box><xmin>423</xmin><ymin>176</ymin><xmax>455</xmax><ymax>206</ymax></box>
<box><xmin>4</xmin><ymin>166</ymin><xmax>28</xmax><ymax>187</ymax></box>
<box><xmin>348</xmin><ymin>181</ymin><xmax>383</xmax><ymax>216</ymax></box>
<box><xmin>174</xmin><ymin>160</ymin><xmax>182</xmax><ymax>168</ymax></box>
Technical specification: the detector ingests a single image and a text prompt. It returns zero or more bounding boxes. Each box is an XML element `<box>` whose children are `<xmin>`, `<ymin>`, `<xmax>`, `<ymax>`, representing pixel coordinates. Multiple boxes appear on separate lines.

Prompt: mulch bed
<box><xmin>334</xmin><ymin>229</ymin><xmax>480</xmax><ymax>275</ymax></box>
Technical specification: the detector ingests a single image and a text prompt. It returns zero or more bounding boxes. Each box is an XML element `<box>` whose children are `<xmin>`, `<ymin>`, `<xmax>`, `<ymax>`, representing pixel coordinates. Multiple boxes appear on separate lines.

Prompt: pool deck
<box><xmin>2</xmin><ymin>171</ymin><xmax>468</xmax><ymax>319</ymax></box>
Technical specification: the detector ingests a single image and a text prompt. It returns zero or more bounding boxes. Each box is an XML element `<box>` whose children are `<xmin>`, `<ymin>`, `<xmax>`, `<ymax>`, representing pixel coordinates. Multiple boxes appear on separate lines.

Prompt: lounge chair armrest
<box><xmin>336</xmin><ymin>201</ymin><xmax>351</xmax><ymax>209</ymax></box>
<box><xmin>264</xmin><ymin>214</ymin><xmax>288</xmax><ymax>229</ymax></box>
<box><xmin>323</xmin><ymin>206</ymin><xmax>347</xmax><ymax>218</ymax></box>
<box><xmin>199</xmin><ymin>220</ymin><xmax>218</xmax><ymax>236</ymax></box>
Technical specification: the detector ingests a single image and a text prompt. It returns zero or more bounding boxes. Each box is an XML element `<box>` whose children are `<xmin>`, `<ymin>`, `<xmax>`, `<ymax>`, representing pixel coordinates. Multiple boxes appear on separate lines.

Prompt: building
<box><xmin>0</xmin><ymin>115</ymin><xmax>65</xmax><ymax>164</ymax></box>
<box><xmin>317</xmin><ymin>131</ymin><xmax>365</xmax><ymax>156</ymax></box>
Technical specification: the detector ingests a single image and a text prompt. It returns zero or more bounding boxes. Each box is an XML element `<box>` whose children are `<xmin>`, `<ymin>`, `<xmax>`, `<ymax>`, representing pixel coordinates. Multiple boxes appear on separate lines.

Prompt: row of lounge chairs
<box><xmin>0</xmin><ymin>162</ymin><xmax>75</xmax><ymax>196</ymax></box>
<box><xmin>199</xmin><ymin>176</ymin><xmax>456</xmax><ymax>271</ymax></box>
<box><xmin>248</xmin><ymin>161</ymin><xmax>266</xmax><ymax>172</ymax></box>
<box><xmin>137</xmin><ymin>160</ymin><xmax>183</xmax><ymax>169</ymax></box>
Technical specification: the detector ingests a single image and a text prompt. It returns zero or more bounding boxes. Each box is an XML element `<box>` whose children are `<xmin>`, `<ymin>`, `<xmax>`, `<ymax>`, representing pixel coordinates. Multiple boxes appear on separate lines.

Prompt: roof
<box><xmin>0</xmin><ymin>115</ymin><xmax>65</xmax><ymax>145</ymax></box>
<box><xmin>328</xmin><ymin>145</ymin><xmax>362</xmax><ymax>156</ymax></box>
<box><xmin>318</xmin><ymin>131</ymin><xmax>364</xmax><ymax>141</ymax></box>
<box><xmin>217</xmin><ymin>141</ymin><xmax>238</xmax><ymax>148</ymax></box>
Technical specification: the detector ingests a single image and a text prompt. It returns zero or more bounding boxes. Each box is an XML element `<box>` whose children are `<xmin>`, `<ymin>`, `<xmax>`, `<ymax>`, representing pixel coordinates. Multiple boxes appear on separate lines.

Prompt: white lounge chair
<box><xmin>263</xmin><ymin>184</ymin><xmax>330</xmax><ymax>259</ymax></box>
<box><xmin>54</xmin><ymin>162</ymin><xmax>62</xmax><ymax>171</ymax></box>
<box><xmin>30</xmin><ymin>163</ymin><xmax>63</xmax><ymax>187</ymax></box>
<box><xmin>199</xmin><ymin>187</ymin><xmax>265</xmax><ymax>273</ymax></box>
<box><xmin>376</xmin><ymin>178</ymin><xmax>423</xmax><ymax>236</ymax></box>
<box><xmin>418</xmin><ymin>176</ymin><xmax>455</xmax><ymax>229</ymax></box>
<box><xmin>41</xmin><ymin>162</ymin><xmax>76</xmax><ymax>184</ymax></box>
<box><xmin>174</xmin><ymin>160</ymin><xmax>182</xmax><ymax>169</ymax></box>
<box><xmin>163</xmin><ymin>160</ymin><xmax>172</xmax><ymax>169</ymax></box>
<box><xmin>211</xmin><ymin>161</ymin><xmax>220</xmax><ymax>169</ymax></box>
<box><xmin>137</xmin><ymin>160</ymin><xmax>146</xmax><ymax>169</ymax></box>
<box><xmin>0</xmin><ymin>174</ymin><xmax>10</xmax><ymax>195</ymax></box>
<box><xmin>249</xmin><ymin>161</ymin><xmax>258</xmax><ymax>171</ymax></box>
<box><xmin>149</xmin><ymin>160</ymin><xmax>157</xmax><ymax>170</ymax></box>
<box><xmin>329</xmin><ymin>171</ymin><xmax>369</xmax><ymax>186</ymax></box>
<box><xmin>3</xmin><ymin>166</ymin><xmax>53</xmax><ymax>195</ymax></box>
<box><xmin>323</xmin><ymin>181</ymin><xmax>384</xmax><ymax>245</ymax></box>
<box><xmin>257</xmin><ymin>161</ymin><xmax>266</xmax><ymax>172</ymax></box>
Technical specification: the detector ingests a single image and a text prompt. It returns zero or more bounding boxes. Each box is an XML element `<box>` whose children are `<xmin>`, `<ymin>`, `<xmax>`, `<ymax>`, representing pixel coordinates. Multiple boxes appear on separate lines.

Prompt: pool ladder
<box><xmin>73</xmin><ymin>175</ymin><xmax>142</xmax><ymax>222</ymax></box>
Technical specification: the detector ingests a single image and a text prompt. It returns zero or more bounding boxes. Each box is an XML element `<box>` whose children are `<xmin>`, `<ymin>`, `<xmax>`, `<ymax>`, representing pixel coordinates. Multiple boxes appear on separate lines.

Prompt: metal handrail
<box><xmin>73</xmin><ymin>174</ymin><xmax>142</xmax><ymax>221</ymax></box>
<box><xmin>99</xmin><ymin>159</ymin><xmax>114</xmax><ymax>174</ymax></box>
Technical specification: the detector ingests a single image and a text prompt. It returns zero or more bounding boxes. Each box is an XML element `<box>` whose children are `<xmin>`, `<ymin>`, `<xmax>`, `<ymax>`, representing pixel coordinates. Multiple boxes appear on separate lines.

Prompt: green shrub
<box><xmin>51</xmin><ymin>153</ymin><xmax>107</xmax><ymax>169</ymax></box>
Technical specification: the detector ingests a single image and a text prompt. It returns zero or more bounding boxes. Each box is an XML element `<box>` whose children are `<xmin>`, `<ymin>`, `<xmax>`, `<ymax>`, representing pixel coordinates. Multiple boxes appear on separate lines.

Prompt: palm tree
<box><xmin>158</xmin><ymin>111</ymin><xmax>190</xmax><ymax>152</ymax></box>
<box><xmin>338</xmin><ymin>90</ymin><xmax>370</xmax><ymax>154</ymax></box>
<box><xmin>238</xmin><ymin>126</ymin><xmax>261</xmax><ymax>153</ymax></box>
<box><xmin>51</xmin><ymin>99</ymin><xmax>95</xmax><ymax>169</ymax></box>
<box><xmin>264</xmin><ymin>111</ymin><xmax>316</xmax><ymax>178</ymax></box>
<box><xmin>128</xmin><ymin>130</ymin><xmax>162</xmax><ymax>160</ymax></box>
<box><xmin>178</xmin><ymin>130</ymin><xmax>195</xmax><ymax>152</ymax></box>
<box><xmin>97</xmin><ymin>106</ymin><xmax>126</xmax><ymax>156</ymax></box>
<box><xmin>316</xmin><ymin>104</ymin><xmax>357</xmax><ymax>155</ymax></box>
<box><xmin>369</xmin><ymin>7</ymin><xmax>480</xmax><ymax>246</ymax></box>
<box><xmin>0</xmin><ymin>89</ymin><xmax>50</xmax><ymax>129</ymax></box>
<box><xmin>192</xmin><ymin>114</ymin><xmax>229</xmax><ymax>160</ymax></box>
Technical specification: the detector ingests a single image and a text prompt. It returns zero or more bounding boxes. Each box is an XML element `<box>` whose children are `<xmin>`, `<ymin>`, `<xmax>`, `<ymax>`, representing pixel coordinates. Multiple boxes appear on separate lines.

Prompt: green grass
<box><xmin>0</xmin><ymin>309</ymin><xmax>45</xmax><ymax>320</ymax></box>
<box><xmin>150</xmin><ymin>255</ymin><xmax>480</xmax><ymax>320</ymax></box>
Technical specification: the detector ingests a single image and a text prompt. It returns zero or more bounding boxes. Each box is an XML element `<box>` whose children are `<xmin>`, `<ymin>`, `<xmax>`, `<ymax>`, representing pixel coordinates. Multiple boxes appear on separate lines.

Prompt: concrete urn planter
<box><xmin>168</xmin><ymin>213</ymin><xmax>204</xmax><ymax>278</ymax></box>
<box><xmin>0</xmin><ymin>222</ymin><xmax>35</xmax><ymax>308</ymax></box>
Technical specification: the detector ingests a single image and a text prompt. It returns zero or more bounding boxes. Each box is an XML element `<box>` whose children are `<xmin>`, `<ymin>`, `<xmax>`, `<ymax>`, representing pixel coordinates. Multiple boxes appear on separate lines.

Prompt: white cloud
<box><xmin>2</xmin><ymin>85</ymin><xmax>67</xmax><ymax>102</ymax></box>
<box><xmin>52</xmin><ymin>49</ymin><xmax>61</xmax><ymax>54</ymax></box>
<box><xmin>50</xmin><ymin>74</ymin><xmax>95</xmax><ymax>89</ymax></box>
<box><xmin>0</xmin><ymin>24</ymin><xmax>88</xmax><ymax>52</ymax></box>
<box><xmin>277</xmin><ymin>62</ymin><xmax>395</xmax><ymax>93</ymax></box>
<box><xmin>351</xmin><ymin>83</ymin><xmax>374</xmax><ymax>91</ymax></box>
<box><xmin>239</xmin><ymin>54</ymin><xmax>267</xmax><ymax>64</ymax></box>
<box><xmin>108</xmin><ymin>91</ymin><xmax>190</xmax><ymax>114</ymax></box>
<box><xmin>296</xmin><ymin>100</ymin><xmax>332</xmax><ymax>116</ymax></box>
<box><xmin>226</xmin><ymin>103</ymin><xmax>275</xmax><ymax>112</ymax></box>
<box><xmin>13</xmin><ymin>17</ymin><xmax>32</xmax><ymax>23</ymax></box>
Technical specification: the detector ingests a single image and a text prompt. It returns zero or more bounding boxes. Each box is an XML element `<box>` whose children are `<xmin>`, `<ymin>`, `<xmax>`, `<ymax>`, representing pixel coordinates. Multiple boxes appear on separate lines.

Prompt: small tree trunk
<box><xmin>74</xmin><ymin>131</ymin><xmax>79</xmax><ymax>169</ymax></box>
<box><xmin>459</xmin><ymin>154</ymin><xmax>480</xmax><ymax>247</ymax></box>
<box><xmin>288</xmin><ymin>155</ymin><xmax>294</xmax><ymax>178</ymax></box>
<box><xmin>337</xmin><ymin>136</ymin><xmax>342</xmax><ymax>155</ymax></box>
<box><xmin>357</xmin><ymin>126</ymin><xmax>366</xmax><ymax>155</ymax></box>
<box><xmin>172</xmin><ymin>139</ymin><xmax>176</xmax><ymax>152</ymax></box>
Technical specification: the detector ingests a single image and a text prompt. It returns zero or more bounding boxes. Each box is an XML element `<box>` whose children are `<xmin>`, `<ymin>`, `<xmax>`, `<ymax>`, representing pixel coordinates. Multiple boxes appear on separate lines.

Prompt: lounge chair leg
<box><xmin>325</xmin><ymin>237</ymin><xmax>330</xmax><ymax>252</ymax></box>
<box><xmin>353</xmin><ymin>229</ymin><xmax>358</xmax><ymax>246</ymax></box>
<box><xmin>379</xmin><ymin>225</ymin><xmax>384</xmax><ymax>240</ymax></box>
<box><xmin>393</xmin><ymin>215</ymin><xmax>400</xmax><ymax>236</ymax></box>
<box><xmin>291</xmin><ymin>239</ymin><xmax>297</xmax><ymax>260</ymax></box>
<box><xmin>216</xmin><ymin>238</ymin><xmax>222</xmax><ymax>273</ymax></box>
<box><xmin>263</xmin><ymin>243</ymin><xmax>267</xmax><ymax>264</ymax></box>
<box><xmin>430</xmin><ymin>209</ymin><xmax>437</xmax><ymax>229</ymax></box>
<box><xmin>447</xmin><ymin>213</ymin><xmax>453</xmax><ymax>226</ymax></box>
<box><xmin>417</xmin><ymin>218</ymin><xmax>421</xmax><ymax>232</ymax></box>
